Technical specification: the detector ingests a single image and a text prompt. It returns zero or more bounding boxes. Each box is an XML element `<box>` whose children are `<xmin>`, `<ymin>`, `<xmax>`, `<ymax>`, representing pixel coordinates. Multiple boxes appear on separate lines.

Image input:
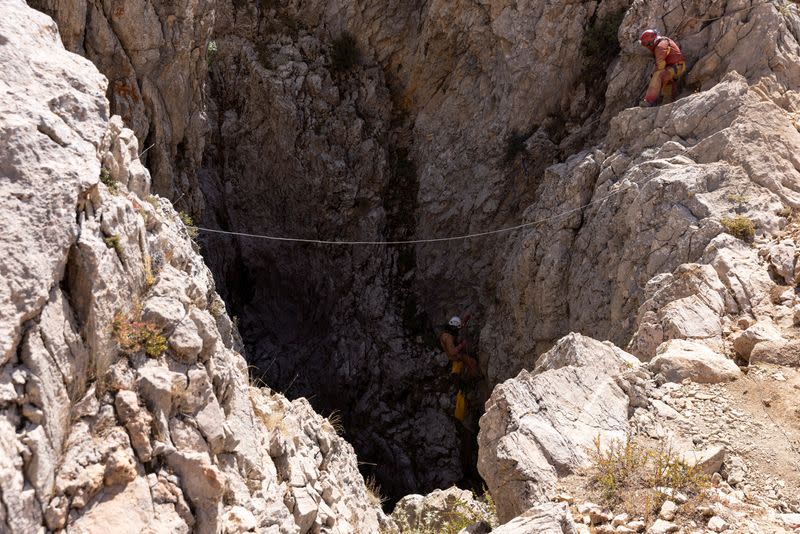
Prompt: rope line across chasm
<box><xmin>196</xmin><ymin>172</ymin><xmax>659</xmax><ymax>246</ymax></box>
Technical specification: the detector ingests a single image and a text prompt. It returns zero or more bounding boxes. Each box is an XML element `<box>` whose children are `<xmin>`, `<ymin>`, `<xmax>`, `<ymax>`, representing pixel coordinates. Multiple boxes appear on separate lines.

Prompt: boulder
<box><xmin>534</xmin><ymin>333</ymin><xmax>640</xmax><ymax>376</ymax></box>
<box><xmin>749</xmin><ymin>339</ymin><xmax>800</xmax><ymax>367</ymax></box>
<box><xmin>680</xmin><ymin>445</ymin><xmax>726</xmax><ymax>475</ymax></box>
<box><xmin>392</xmin><ymin>487</ymin><xmax>490</xmax><ymax>532</ymax></box>
<box><xmin>478</xmin><ymin>364</ymin><xmax>629</xmax><ymax>522</ymax></box>
<box><xmin>650</xmin><ymin>340</ymin><xmax>741</xmax><ymax>383</ymax></box>
<box><xmin>491</xmin><ymin>502</ymin><xmax>577</xmax><ymax>534</ymax></box>
<box><xmin>169</xmin><ymin>314</ymin><xmax>204</xmax><ymax>363</ymax></box>
<box><xmin>732</xmin><ymin>322</ymin><xmax>783</xmax><ymax>360</ymax></box>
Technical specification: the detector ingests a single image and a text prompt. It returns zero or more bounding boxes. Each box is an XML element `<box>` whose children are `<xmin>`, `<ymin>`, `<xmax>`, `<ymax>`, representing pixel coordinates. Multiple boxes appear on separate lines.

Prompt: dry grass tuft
<box><xmin>586</xmin><ymin>435</ymin><xmax>710</xmax><ymax>521</ymax></box>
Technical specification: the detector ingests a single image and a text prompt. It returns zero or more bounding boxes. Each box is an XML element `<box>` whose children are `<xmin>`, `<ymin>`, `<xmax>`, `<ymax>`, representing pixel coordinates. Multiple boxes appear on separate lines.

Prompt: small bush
<box><xmin>178</xmin><ymin>210</ymin><xmax>200</xmax><ymax>239</ymax></box>
<box><xmin>330</xmin><ymin>32</ymin><xmax>360</xmax><ymax>72</ymax></box>
<box><xmin>104</xmin><ymin>234</ymin><xmax>123</xmax><ymax>256</ymax></box>
<box><xmin>209</xmin><ymin>299</ymin><xmax>226</xmax><ymax>317</ymax></box>
<box><xmin>720</xmin><ymin>215</ymin><xmax>755</xmax><ymax>242</ymax></box>
<box><xmin>504</xmin><ymin>132</ymin><xmax>528</xmax><ymax>164</ymax></box>
<box><xmin>725</xmin><ymin>193</ymin><xmax>749</xmax><ymax>205</ymax></box>
<box><xmin>326</xmin><ymin>410</ymin><xmax>344</xmax><ymax>435</ymax></box>
<box><xmin>207</xmin><ymin>40</ymin><xmax>218</xmax><ymax>67</ymax></box>
<box><xmin>112</xmin><ymin>312</ymin><xmax>168</xmax><ymax>358</ymax></box>
<box><xmin>100</xmin><ymin>167</ymin><xmax>120</xmax><ymax>194</ymax></box>
<box><xmin>587</xmin><ymin>436</ymin><xmax>710</xmax><ymax>519</ymax></box>
<box><xmin>145</xmin><ymin>195</ymin><xmax>161</xmax><ymax>212</ymax></box>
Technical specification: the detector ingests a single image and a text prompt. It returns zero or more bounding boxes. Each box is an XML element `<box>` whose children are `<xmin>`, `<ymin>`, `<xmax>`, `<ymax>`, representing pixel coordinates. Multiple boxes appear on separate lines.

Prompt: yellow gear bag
<box><xmin>451</xmin><ymin>360</ymin><xmax>464</xmax><ymax>374</ymax></box>
<box><xmin>454</xmin><ymin>390</ymin><xmax>467</xmax><ymax>422</ymax></box>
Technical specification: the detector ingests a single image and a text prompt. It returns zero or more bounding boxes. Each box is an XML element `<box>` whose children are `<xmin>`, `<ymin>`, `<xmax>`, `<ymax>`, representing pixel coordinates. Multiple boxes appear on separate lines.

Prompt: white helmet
<box><xmin>448</xmin><ymin>316</ymin><xmax>462</xmax><ymax>328</ymax></box>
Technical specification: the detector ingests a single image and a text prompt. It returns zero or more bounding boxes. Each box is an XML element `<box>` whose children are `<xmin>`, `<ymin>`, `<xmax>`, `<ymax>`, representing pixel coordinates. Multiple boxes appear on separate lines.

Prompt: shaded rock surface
<box><xmin>0</xmin><ymin>2</ymin><xmax>386</xmax><ymax>532</ymax></box>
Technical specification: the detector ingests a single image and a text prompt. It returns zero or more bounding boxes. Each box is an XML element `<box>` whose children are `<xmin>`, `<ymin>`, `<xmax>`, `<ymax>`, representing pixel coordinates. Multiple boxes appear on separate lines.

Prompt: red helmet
<box><xmin>639</xmin><ymin>29</ymin><xmax>659</xmax><ymax>47</ymax></box>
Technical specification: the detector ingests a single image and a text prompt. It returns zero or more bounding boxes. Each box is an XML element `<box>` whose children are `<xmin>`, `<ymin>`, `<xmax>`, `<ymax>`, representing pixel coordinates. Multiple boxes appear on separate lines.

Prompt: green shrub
<box><xmin>178</xmin><ymin>210</ymin><xmax>200</xmax><ymax>239</ymax></box>
<box><xmin>104</xmin><ymin>234</ymin><xmax>123</xmax><ymax>255</ymax></box>
<box><xmin>112</xmin><ymin>312</ymin><xmax>168</xmax><ymax>358</ymax></box>
<box><xmin>207</xmin><ymin>40</ymin><xmax>218</xmax><ymax>67</ymax></box>
<box><xmin>720</xmin><ymin>216</ymin><xmax>755</xmax><ymax>242</ymax></box>
<box><xmin>330</xmin><ymin>32</ymin><xmax>360</xmax><ymax>72</ymax></box>
<box><xmin>100</xmin><ymin>167</ymin><xmax>120</xmax><ymax>194</ymax></box>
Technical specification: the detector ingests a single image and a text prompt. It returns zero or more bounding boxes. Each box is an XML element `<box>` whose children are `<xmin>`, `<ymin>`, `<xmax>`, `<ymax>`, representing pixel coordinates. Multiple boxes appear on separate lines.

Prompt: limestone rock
<box><xmin>169</xmin><ymin>314</ymin><xmax>204</xmax><ymax>363</ymax></box>
<box><xmin>750</xmin><ymin>339</ymin><xmax>800</xmax><ymax>367</ymax></box>
<box><xmin>392</xmin><ymin>487</ymin><xmax>492</xmax><ymax>532</ymax></box>
<box><xmin>115</xmin><ymin>390</ymin><xmax>154</xmax><ymax>462</ymax></box>
<box><xmin>649</xmin><ymin>519</ymin><xmax>679</xmax><ymax>534</ymax></box>
<box><xmin>708</xmin><ymin>516</ymin><xmax>729</xmax><ymax>532</ymax></box>
<box><xmin>650</xmin><ymin>340</ymin><xmax>741</xmax><ymax>383</ymax></box>
<box><xmin>30</xmin><ymin>0</ymin><xmax>214</xmax><ymax>205</ymax></box>
<box><xmin>491</xmin><ymin>502</ymin><xmax>577</xmax><ymax>534</ymax></box>
<box><xmin>680</xmin><ymin>445</ymin><xmax>726</xmax><ymax>475</ymax></box>
<box><xmin>478</xmin><ymin>350</ymin><xmax>629</xmax><ymax>522</ymax></box>
<box><xmin>733</xmin><ymin>322</ymin><xmax>784</xmax><ymax>360</ymax></box>
<box><xmin>222</xmin><ymin>506</ymin><xmax>257</xmax><ymax>534</ymax></box>
<box><xmin>533</xmin><ymin>333</ymin><xmax>640</xmax><ymax>376</ymax></box>
<box><xmin>142</xmin><ymin>297</ymin><xmax>186</xmax><ymax>331</ymax></box>
<box><xmin>0</xmin><ymin>0</ymin><xmax>107</xmax><ymax>365</ymax></box>
<box><xmin>659</xmin><ymin>500</ymin><xmax>677</xmax><ymax>521</ymax></box>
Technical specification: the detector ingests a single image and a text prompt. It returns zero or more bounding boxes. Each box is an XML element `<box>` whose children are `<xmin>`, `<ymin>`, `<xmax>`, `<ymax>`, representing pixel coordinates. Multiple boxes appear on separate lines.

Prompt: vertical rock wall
<box><xmin>29</xmin><ymin>0</ymin><xmax>215</xmax><ymax>209</ymax></box>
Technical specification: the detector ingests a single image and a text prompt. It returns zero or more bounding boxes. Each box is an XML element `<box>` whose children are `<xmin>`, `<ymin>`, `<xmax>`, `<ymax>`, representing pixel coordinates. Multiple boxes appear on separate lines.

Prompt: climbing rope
<box><xmin>197</xmin><ymin>171</ymin><xmax>660</xmax><ymax>245</ymax></box>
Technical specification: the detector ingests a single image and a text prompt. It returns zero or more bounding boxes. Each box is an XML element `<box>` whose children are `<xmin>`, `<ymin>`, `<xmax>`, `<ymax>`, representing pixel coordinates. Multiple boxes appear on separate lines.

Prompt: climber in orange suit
<box><xmin>440</xmin><ymin>315</ymin><xmax>480</xmax><ymax>424</ymax></box>
<box><xmin>439</xmin><ymin>315</ymin><xmax>479</xmax><ymax>379</ymax></box>
<box><xmin>639</xmin><ymin>29</ymin><xmax>686</xmax><ymax>107</ymax></box>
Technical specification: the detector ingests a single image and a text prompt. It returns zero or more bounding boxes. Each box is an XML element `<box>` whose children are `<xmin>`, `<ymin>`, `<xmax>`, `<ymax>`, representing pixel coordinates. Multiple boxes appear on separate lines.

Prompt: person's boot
<box><xmin>640</xmin><ymin>99</ymin><xmax>657</xmax><ymax>108</ymax></box>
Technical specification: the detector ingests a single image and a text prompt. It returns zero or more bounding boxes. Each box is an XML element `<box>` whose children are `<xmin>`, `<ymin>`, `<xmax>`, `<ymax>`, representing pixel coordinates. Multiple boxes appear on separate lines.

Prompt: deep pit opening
<box><xmin>193</xmin><ymin>2</ymin><xmax>504</xmax><ymax>505</ymax></box>
<box><xmin>194</xmin><ymin>0</ymin><xmax>629</xmax><ymax>509</ymax></box>
<box><xmin>199</xmin><ymin>226</ymin><xmax>493</xmax><ymax>508</ymax></box>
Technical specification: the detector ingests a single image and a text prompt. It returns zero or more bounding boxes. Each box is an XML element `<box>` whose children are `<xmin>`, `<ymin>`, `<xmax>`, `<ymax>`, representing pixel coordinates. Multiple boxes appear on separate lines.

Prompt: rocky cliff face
<box><xmin>8</xmin><ymin>0</ymin><xmax>800</xmax><ymax>531</ymax></box>
<box><xmin>195</xmin><ymin>0</ymin><xmax>639</xmax><ymax>498</ymax></box>
<box><xmin>29</xmin><ymin>0</ymin><xmax>800</xmax><ymax>505</ymax></box>
<box><xmin>481</xmin><ymin>0</ymin><xmax>800</xmax><ymax>382</ymax></box>
<box><xmin>29</xmin><ymin>0</ymin><xmax>214</xmax><ymax>208</ymax></box>
<box><xmin>0</xmin><ymin>2</ymin><xmax>385</xmax><ymax>531</ymax></box>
